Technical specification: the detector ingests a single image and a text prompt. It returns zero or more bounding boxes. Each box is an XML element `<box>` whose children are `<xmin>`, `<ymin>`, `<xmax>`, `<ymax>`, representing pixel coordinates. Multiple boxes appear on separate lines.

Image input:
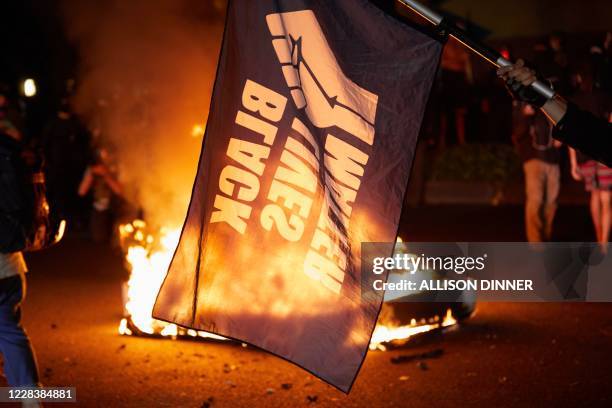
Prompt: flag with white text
<box><xmin>153</xmin><ymin>0</ymin><xmax>442</xmax><ymax>392</ymax></box>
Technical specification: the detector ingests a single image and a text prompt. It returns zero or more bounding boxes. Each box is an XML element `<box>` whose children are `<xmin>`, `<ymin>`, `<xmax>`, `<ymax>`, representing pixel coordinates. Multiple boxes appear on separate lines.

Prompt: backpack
<box><xmin>0</xmin><ymin>134</ymin><xmax>65</xmax><ymax>253</ymax></box>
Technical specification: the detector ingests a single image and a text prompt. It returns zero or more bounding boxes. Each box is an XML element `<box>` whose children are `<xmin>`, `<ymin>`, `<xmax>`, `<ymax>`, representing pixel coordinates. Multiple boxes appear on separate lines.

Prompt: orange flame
<box><xmin>117</xmin><ymin>222</ymin><xmax>458</xmax><ymax>348</ymax></box>
<box><xmin>117</xmin><ymin>220</ymin><xmax>224</xmax><ymax>340</ymax></box>
<box><xmin>369</xmin><ymin>308</ymin><xmax>457</xmax><ymax>351</ymax></box>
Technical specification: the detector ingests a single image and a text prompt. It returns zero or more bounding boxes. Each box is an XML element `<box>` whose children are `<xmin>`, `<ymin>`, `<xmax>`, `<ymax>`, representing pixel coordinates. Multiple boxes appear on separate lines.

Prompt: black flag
<box><xmin>154</xmin><ymin>0</ymin><xmax>442</xmax><ymax>392</ymax></box>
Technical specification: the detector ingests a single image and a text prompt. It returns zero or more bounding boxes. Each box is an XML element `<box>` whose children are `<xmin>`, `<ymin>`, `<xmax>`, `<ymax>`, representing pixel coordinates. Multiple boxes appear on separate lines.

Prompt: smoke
<box><xmin>61</xmin><ymin>0</ymin><xmax>226</xmax><ymax>228</ymax></box>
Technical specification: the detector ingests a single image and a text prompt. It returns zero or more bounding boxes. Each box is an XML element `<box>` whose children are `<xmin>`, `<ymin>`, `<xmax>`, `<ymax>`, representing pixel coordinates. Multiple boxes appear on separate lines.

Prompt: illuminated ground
<box><xmin>13</xmin><ymin>205</ymin><xmax>612</xmax><ymax>407</ymax></box>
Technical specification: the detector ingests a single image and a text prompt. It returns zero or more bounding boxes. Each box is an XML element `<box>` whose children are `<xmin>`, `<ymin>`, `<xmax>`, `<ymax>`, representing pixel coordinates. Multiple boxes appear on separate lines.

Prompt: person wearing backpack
<box><xmin>0</xmin><ymin>94</ymin><xmax>41</xmax><ymax>402</ymax></box>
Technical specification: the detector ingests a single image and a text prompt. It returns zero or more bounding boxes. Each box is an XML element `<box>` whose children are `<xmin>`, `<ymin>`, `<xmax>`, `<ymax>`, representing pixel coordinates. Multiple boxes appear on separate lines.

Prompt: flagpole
<box><xmin>397</xmin><ymin>0</ymin><xmax>556</xmax><ymax>100</ymax></box>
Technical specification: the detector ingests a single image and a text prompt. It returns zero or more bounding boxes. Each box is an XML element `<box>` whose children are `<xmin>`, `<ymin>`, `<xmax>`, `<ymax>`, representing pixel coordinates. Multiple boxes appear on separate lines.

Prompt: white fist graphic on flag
<box><xmin>266</xmin><ymin>10</ymin><xmax>379</xmax><ymax>146</ymax></box>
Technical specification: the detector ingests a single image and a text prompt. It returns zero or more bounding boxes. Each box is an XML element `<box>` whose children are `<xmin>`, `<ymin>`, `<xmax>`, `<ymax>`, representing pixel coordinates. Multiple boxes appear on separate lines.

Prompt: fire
<box><xmin>117</xmin><ymin>220</ymin><xmax>224</xmax><ymax>340</ymax></box>
<box><xmin>369</xmin><ymin>309</ymin><xmax>457</xmax><ymax>351</ymax></box>
<box><xmin>117</xmin><ymin>221</ymin><xmax>459</xmax><ymax>348</ymax></box>
<box><xmin>367</xmin><ymin>236</ymin><xmax>461</xmax><ymax>350</ymax></box>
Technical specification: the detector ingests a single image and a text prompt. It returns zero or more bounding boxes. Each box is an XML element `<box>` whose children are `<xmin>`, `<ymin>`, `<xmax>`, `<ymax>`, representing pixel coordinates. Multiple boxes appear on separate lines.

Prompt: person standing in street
<box><xmin>568</xmin><ymin>69</ymin><xmax>612</xmax><ymax>252</ymax></box>
<box><xmin>0</xmin><ymin>94</ymin><xmax>41</xmax><ymax>407</ymax></box>
<box><xmin>512</xmin><ymin>101</ymin><xmax>562</xmax><ymax>242</ymax></box>
<box><xmin>40</xmin><ymin>99</ymin><xmax>91</xmax><ymax>230</ymax></box>
<box><xmin>78</xmin><ymin>145</ymin><xmax>122</xmax><ymax>243</ymax></box>
<box><xmin>570</xmin><ymin>147</ymin><xmax>612</xmax><ymax>252</ymax></box>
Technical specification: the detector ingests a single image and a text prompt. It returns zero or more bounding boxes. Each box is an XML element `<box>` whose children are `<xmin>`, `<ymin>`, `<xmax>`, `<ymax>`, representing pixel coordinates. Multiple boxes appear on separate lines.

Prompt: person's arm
<box><xmin>497</xmin><ymin>59</ymin><xmax>568</xmax><ymax>124</ymax></box>
<box><xmin>552</xmin><ymin>103</ymin><xmax>612</xmax><ymax>167</ymax></box>
<box><xmin>91</xmin><ymin>164</ymin><xmax>122</xmax><ymax>196</ymax></box>
<box><xmin>497</xmin><ymin>59</ymin><xmax>612</xmax><ymax>167</ymax></box>
<box><xmin>78</xmin><ymin>167</ymin><xmax>94</xmax><ymax>197</ymax></box>
<box><xmin>541</xmin><ymin>96</ymin><xmax>568</xmax><ymax>125</ymax></box>
<box><xmin>568</xmin><ymin>147</ymin><xmax>581</xmax><ymax>181</ymax></box>
<box><xmin>103</xmin><ymin>173</ymin><xmax>122</xmax><ymax>196</ymax></box>
<box><xmin>0</xmin><ymin>121</ymin><xmax>21</xmax><ymax>141</ymax></box>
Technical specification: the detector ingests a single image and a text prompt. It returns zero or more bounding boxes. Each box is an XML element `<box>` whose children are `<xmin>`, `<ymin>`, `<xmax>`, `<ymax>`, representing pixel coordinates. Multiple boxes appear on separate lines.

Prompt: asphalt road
<box><xmin>8</xmin><ymin>205</ymin><xmax>612</xmax><ymax>407</ymax></box>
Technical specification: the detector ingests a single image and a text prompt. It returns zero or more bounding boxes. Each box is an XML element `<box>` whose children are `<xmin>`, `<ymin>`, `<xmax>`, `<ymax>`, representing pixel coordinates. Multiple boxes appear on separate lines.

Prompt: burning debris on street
<box><xmin>116</xmin><ymin>218</ymin><xmax>460</xmax><ymax>350</ymax></box>
<box><xmin>55</xmin><ymin>0</ymin><xmax>466</xmax><ymax>360</ymax></box>
<box><xmin>370</xmin><ymin>309</ymin><xmax>457</xmax><ymax>351</ymax></box>
<box><xmin>117</xmin><ymin>219</ymin><xmax>225</xmax><ymax>341</ymax></box>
